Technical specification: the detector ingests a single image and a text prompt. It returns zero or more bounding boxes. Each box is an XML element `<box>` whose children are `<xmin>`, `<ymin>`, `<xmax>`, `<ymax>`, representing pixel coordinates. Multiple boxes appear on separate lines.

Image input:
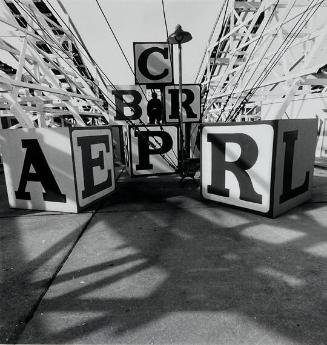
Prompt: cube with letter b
<box><xmin>0</xmin><ymin>127</ymin><xmax>115</xmax><ymax>213</ymax></box>
<box><xmin>201</xmin><ymin>119</ymin><xmax>317</xmax><ymax>217</ymax></box>
<box><xmin>110</xmin><ymin>85</ymin><xmax>147</xmax><ymax>125</ymax></box>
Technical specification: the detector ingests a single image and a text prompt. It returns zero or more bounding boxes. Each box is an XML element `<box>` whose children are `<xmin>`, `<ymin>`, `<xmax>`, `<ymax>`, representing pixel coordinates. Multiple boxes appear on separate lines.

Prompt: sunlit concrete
<box><xmin>0</xmin><ymin>213</ymin><xmax>92</xmax><ymax>343</ymax></box>
<box><xmin>1</xmin><ymin>168</ymin><xmax>327</xmax><ymax>344</ymax></box>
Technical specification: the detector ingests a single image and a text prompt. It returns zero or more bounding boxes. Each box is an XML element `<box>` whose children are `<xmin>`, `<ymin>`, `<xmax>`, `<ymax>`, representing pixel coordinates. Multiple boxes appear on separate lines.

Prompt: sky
<box><xmin>57</xmin><ymin>0</ymin><xmax>222</xmax><ymax>85</ymax></box>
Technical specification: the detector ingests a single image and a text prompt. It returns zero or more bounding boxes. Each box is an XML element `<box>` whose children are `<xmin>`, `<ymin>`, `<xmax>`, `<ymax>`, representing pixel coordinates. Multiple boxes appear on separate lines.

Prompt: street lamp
<box><xmin>167</xmin><ymin>24</ymin><xmax>192</xmax><ymax>166</ymax></box>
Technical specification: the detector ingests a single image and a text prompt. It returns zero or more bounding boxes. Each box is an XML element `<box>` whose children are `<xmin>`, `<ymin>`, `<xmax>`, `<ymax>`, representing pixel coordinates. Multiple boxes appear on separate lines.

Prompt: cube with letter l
<box><xmin>201</xmin><ymin>119</ymin><xmax>317</xmax><ymax>217</ymax></box>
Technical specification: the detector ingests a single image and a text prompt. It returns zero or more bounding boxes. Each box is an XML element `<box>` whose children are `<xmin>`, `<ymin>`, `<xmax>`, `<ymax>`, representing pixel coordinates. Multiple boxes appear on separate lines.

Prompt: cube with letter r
<box><xmin>164</xmin><ymin>84</ymin><xmax>201</xmax><ymax>123</ymax></box>
<box><xmin>201</xmin><ymin>119</ymin><xmax>317</xmax><ymax>217</ymax></box>
<box><xmin>0</xmin><ymin>127</ymin><xmax>115</xmax><ymax>213</ymax></box>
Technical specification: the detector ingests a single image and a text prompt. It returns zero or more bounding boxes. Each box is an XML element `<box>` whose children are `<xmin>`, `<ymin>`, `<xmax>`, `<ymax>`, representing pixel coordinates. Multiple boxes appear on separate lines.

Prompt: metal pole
<box><xmin>178</xmin><ymin>42</ymin><xmax>184</xmax><ymax>165</ymax></box>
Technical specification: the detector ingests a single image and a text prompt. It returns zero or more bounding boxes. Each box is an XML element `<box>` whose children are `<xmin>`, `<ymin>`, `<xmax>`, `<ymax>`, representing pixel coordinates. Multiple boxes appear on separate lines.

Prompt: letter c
<box><xmin>138</xmin><ymin>47</ymin><xmax>169</xmax><ymax>81</ymax></box>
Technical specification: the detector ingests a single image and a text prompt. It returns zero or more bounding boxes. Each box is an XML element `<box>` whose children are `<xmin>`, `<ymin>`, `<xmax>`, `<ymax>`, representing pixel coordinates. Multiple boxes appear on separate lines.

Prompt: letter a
<box><xmin>15</xmin><ymin>139</ymin><xmax>66</xmax><ymax>202</ymax></box>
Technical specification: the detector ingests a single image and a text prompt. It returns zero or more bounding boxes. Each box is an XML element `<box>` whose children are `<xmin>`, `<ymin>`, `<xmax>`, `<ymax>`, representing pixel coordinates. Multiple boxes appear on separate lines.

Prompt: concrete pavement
<box><xmin>1</xmin><ymin>168</ymin><xmax>327</xmax><ymax>344</ymax></box>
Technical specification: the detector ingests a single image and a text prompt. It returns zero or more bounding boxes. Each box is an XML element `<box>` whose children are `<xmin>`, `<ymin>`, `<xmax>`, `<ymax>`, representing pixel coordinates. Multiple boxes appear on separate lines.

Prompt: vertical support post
<box><xmin>178</xmin><ymin>42</ymin><xmax>184</xmax><ymax>164</ymax></box>
<box><xmin>185</xmin><ymin>123</ymin><xmax>191</xmax><ymax>159</ymax></box>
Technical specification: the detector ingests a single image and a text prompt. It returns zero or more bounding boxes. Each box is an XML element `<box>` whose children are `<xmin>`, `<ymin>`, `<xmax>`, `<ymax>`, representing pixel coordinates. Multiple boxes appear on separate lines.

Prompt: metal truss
<box><xmin>0</xmin><ymin>0</ymin><xmax>112</xmax><ymax>129</ymax></box>
<box><xmin>196</xmin><ymin>0</ymin><xmax>327</xmax><ymax>123</ymax></box>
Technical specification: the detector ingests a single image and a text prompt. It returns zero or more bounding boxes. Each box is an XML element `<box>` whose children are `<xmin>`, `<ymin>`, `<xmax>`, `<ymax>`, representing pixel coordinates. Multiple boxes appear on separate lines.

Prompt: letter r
<box><xmin>207</xmin><ymin>133</ymin><xmax>262</xmax><ymax>204</ymax></box>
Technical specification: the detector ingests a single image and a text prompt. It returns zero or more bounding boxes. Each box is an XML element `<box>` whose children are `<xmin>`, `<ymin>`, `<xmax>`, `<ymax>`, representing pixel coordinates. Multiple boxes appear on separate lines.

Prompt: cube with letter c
<box><xmin>0</xmin><ymin>127</ymin><xmax>115</xmax><ymax>213</ymax></box>
<box><xmin>133</xmin><ymin>42</ymin><xmax>173</xmax><ymax>85</ymax></box>
<box><xmin>201</xmin><ymin>119</ymin><xmax>317</xmax><ymax>217</ymax></box>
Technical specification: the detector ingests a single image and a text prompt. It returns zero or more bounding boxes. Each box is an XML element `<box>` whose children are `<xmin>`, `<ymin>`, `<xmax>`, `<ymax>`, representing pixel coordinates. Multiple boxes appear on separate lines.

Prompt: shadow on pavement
<box><xmin>13</xmin><ymin>170</ymin><xmax>327</xmax><ymax>344</ymax></box>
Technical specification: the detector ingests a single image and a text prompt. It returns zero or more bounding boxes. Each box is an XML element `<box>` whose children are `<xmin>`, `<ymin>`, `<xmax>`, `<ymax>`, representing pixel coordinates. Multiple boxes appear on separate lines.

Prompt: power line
<box><xmin>45</xmin><ymin>0</ymin><xmax>116</xmax><ymax>89</ymax></box>
<box><xmin>161</xmin><ymin>0</ymin><xmax>174</xmax><ymax>67</ymax></box>
<box><xmin>10</xmin><ymin>0</ymin><xmax>179</xmax><ymax>170</ymax></box>
<box><xmin>161</xmin><ymin>0</ymin><xmax>169</xmax><ymax>41</ymax></box>
<box><xmin>95</xmin><ymin>0</ymin><xmax>135</xmax><ymax>77</ymax></box>
<box><xmin>93</xmin><ymin>0</ymin><xmax>153</xmax><ymax>109</ymax></box>
<box><xmin>194</xmin><ymin>0</ymin><xmax>228</xmax><ymax>83</ymax></box>
<box><xmin>201</xmin><ymin>0</ymin><xmax>229</xmax><ymax>116</ymax></box>
<box><xmin>94</xmin><ymin>0</ymin><xmax>156</xmax><ymax>102</ymax></box>
<box><xmin>215</xmin><ymin>0</ymin><xmax>280</xmax><ymax>122</ymax></box>
<box><xmin>229</xmin><ymin>0</ymin><xmax>323</xmax><ymax>121</ymax></box>
<box><xmin>94</xmin><ymin>0</ymin><xmax>176</xmax><ymax>156</ymax></box>
<box><xmin>229</xmin><ymin>0</ymin><xmax>320</xmax><ymax>120</ymax></box>
<box><xmin>227</xmin><ymin>0</ymin><xmax>295</xmax><ymax>120</ymax></box>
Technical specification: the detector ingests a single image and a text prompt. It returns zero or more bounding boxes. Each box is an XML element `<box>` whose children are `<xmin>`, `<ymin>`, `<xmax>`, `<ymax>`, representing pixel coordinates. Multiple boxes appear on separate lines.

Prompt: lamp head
<box><xmin>167</xmin><ymin>24</ymin><xmax>192</xmax><ymax>45</ymax></box>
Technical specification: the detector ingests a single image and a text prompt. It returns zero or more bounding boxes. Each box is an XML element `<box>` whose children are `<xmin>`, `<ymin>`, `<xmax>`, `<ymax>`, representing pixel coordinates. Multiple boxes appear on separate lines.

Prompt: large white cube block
<box><xmin>133</xmin><ymin>42</ymin><xmax>173</xmax><ymax>85</ymax></box>
<box><xmin>124</xmin><ymin>125</ymin><xmax>179</xmax><ymax>176</ymax></box>
<box><xmin>201</xmin><ymin>119</ymin><xmax>317</xmax><ymax>217</ymax></box>
<box><xmin>0</xmin><ymin>127</ymin><xmax>115</xmax><ymax>213</ymax></box>
<box><xmin>164</xmin><ymin>84</ymin><xmax>201</xmax><ymax>123</ymax></box>
<box><xmin>109</xmin><ymin>85</ymin><xmax>148</xmax><ymax>125</ymax></box>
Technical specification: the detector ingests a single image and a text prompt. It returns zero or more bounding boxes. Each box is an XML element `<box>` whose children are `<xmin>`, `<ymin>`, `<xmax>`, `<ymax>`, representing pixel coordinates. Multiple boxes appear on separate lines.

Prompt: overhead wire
<box><xmin>161</xmin><ymin>0</ymin><xmax>174</xmax><ymax>67</ymax></box>
<box><xmin>11</xmin><ymin>0</ymin><xmax>179</xmax><ymax>170</ymax></box>
<box><xmin>194</xmin><ymin>0</ymin><xmax>229</xmax><ymax>83</ymax></box>
<box><xmin>94</xmin><ymin>0</ymin><xmax>151</xmax><ymax>102</ymax></box>
<box><xmin>228</xmin><ymin>0</ymin><xmax>319</xmax><ymax>121</ymax></box>
<box><xmin>94</xmin><ymin>0</ymin><xmax>135</xmax><ymax>77</ymax></box>
<box><xmin>214</xmin><ymin>0</ymin><xmax>280</xmax><ymax>122</ymax></box>
<box><xmin>226</xmin><ymin>0</ymin><xmax>290</xmax><ymax>119</ymax></box>
<box><xmin>94</xmin><ymin>0</ymin><xmax>179</xmax><ymax>162</ymax></box>
<box><xmin>202</xmin><ymin>0</ymin><xmax>250</xmax><ymax>118</ymax></box>
<box><xmin>12</xmin><ymin>0</ymin><xmax>118</xmax><ymax>102</ymax></box>
<box><xmin>187</xmin><ymin>0</ymin><xmax>229</xmax><ymax>156</ymax></box>
<box><xmin>23</xmin><ymin>0</ymin><xmax>178</xmax><ymax>168</ymax></box>
<box><xmin>160</xmin><ymin>0</ymin><xmax>186</xmax><ymax>158</ymax></box>
<box><xmin>161</xmin><ymin>0</ymin><xmax>174</xmax><ymax>77</ymax></box>
<box><xmin>201</xmin><ymin>0</ymin><xmax>229</xmax><ymax>116</ymax></box>
<box><xmin>161</xmin><ymin>0</ymin><xmax>169</xmax><ymax>42</ymax></box>
<box><xmin>44</xmin><ymin>1</ymin><xmax>178</xmax><ymax>168</ymax></box>
<box><xmin>228</xmin><ymin>0</ymin><xmax>323</xmax><ymax>121</ymax></box>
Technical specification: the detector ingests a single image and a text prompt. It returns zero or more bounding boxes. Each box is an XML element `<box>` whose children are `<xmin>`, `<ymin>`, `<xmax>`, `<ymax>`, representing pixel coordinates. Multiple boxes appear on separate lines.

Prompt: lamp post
<box><xmin>167</xmin><ymin>24</ymin><xmax>192</xmax><ymax>167</ymax></box>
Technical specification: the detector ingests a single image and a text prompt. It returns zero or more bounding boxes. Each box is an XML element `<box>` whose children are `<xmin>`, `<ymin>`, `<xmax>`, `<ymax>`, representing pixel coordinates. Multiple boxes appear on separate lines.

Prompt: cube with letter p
<box><xmin>126</xmin><ymin>125</ymin><xmax>179</xmax><ymax>176</ymax></box>
<box><xmin>201</xmin><ymin>119</ymin><xmax>317</xmax><ymax>217</ymax></box>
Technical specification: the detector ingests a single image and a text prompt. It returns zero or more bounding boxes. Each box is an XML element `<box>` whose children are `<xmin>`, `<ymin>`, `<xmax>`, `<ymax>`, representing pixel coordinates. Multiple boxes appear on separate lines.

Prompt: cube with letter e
<box><xmin>201</xmin><ymin>119</ymin><xmax>317</xmax><ymax>217</ymax></box>
<box><xmin>0</xmin><ymin>127</ymin><xmax>115</xmax><ymax>213</ymax></box>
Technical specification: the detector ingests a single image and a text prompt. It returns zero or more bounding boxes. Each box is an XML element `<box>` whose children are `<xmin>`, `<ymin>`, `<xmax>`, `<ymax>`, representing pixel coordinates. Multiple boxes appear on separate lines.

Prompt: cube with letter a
<box><xmin>201</xmin><ymin>119</ymin><xmax>317</xmax><ymax>217</ymax></box>
<box><xmin>0</xmin><ymin>127</ymin><xmax>115</xmax><ymax>213</ymax></box>
<box><xmin>126</xmin><ymin>125</ymin><xmax>179</xmax><ymax>176</ymax></box>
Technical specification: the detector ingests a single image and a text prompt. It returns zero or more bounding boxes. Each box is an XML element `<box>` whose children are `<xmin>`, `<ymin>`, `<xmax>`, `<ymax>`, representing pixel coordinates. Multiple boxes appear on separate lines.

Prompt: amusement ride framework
<box><xmin>1</xmin><ymin>0</ymin><xmax>327</xmax><ymax>162</ymax></box>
